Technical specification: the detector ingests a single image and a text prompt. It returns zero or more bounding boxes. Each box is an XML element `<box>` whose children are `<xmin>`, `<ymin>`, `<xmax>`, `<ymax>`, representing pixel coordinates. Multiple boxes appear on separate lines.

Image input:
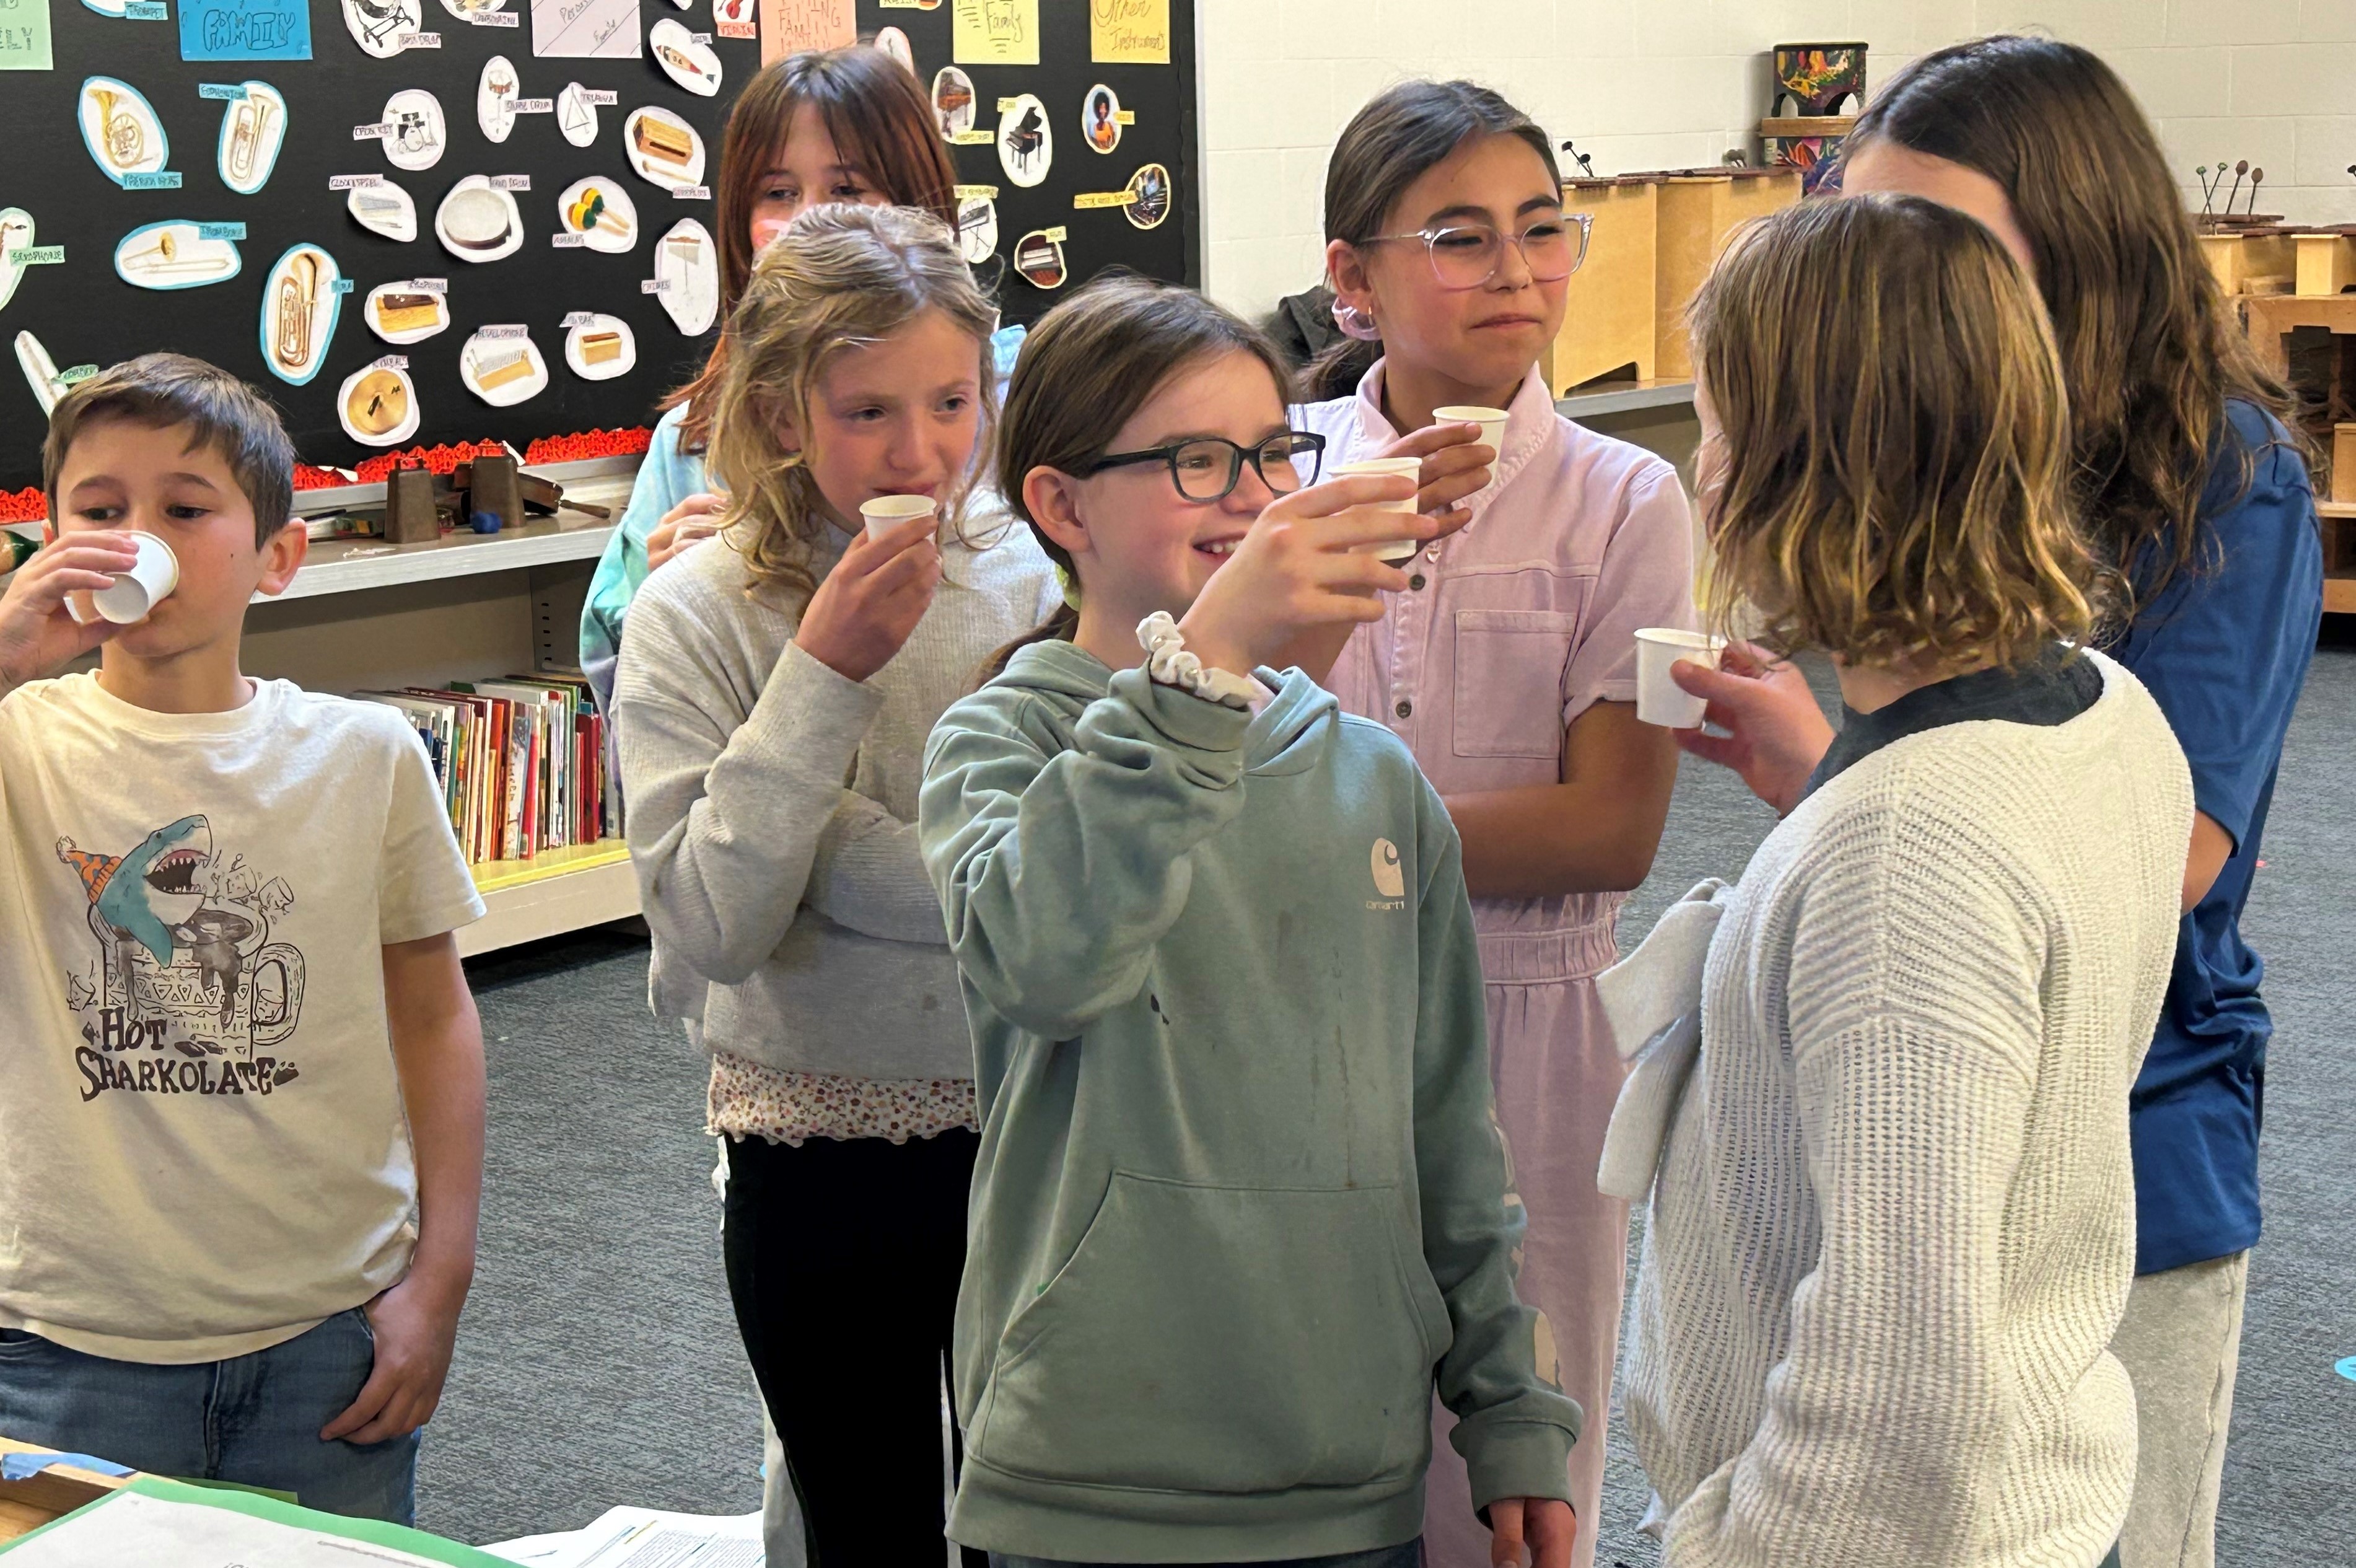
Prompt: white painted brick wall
<box><xmin>1195</xmin><ymin>0</ymin><xmax>2356</xmax><ymax>317</ymax></box>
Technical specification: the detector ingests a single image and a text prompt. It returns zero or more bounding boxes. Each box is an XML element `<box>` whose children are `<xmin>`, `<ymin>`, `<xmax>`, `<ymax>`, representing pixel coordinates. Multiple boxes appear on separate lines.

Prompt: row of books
<box><xmin>359</xmin><ymin>670</ymin><xmax>620</xmax><ymax>869</ymax></box>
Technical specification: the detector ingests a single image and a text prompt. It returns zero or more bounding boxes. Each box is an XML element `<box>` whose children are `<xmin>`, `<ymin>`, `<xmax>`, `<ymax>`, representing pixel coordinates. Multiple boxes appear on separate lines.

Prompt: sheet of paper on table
<box><xmin>480</xmin><ymin>1506</ymin><xmax>762</xmax><ymax>1568</ymax></box>
<box><xmin>0</xmin><ymin>1487</ymin><xmax>451</xmax><ymax>1567</ymax></box>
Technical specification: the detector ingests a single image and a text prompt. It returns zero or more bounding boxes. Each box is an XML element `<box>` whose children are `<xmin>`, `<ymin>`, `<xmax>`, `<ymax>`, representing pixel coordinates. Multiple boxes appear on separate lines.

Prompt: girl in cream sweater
<box><xmin>1619</xmin><ymin>195</ymin><xmax>2191</xmax><ymax>1568</ymax></box>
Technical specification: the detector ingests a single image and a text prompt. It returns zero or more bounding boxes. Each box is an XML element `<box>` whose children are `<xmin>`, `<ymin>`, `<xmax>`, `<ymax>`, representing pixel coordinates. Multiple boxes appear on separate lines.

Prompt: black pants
<box><xmin>724</xmin><ymin>1128</ymin><xmax>986</xmax><ymax>1568</ymax></box>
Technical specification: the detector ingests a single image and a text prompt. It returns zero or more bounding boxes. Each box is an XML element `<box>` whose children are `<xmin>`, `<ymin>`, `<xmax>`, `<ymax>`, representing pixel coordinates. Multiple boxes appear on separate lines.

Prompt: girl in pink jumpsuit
<box><xmin>1294</xmin><ymin>81</ymin><xmax>1694</xmax><ymax>1568</ymax></box>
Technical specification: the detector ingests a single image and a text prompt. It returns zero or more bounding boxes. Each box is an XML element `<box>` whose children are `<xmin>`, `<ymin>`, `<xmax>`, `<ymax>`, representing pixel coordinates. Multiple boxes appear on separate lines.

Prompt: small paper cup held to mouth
<box><xmin>1634</xmin><ymin>627</ymin><xmax>1727</xmax><ymax>729</ymax></box>
<box><xmin>1331</xmin><ymin>457</ymin><xmax>1423</xmax><ymax>563</ymax></box>
<box><xmin>858</xmin><ymin>493</ymin><xmax>937</xmax><ymax>541</ymax></box>
<box><xmin>66</xmin><ymin>530</ymin><xmax>180</xmax><ymax>626</ymax></box>
<box><xmin>1433</xmin><ymin>405</ymin><xmax>1510</xmax><ymax>462</ymax></box>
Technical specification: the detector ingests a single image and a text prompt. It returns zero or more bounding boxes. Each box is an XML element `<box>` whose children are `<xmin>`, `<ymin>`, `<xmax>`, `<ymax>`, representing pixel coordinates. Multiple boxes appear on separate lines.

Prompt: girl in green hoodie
<box><xmin>918</xmin><ymin>276</ymin><xmax>1582</xmax><ymax>1568</ymax></box>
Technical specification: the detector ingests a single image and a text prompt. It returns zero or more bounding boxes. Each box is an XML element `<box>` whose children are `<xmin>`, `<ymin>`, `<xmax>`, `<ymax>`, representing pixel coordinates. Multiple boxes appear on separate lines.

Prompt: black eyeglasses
<box><xmin>1080</xmin><ymin>431</ymin><xmax>1326</xmax><ymax>502</ymax></box>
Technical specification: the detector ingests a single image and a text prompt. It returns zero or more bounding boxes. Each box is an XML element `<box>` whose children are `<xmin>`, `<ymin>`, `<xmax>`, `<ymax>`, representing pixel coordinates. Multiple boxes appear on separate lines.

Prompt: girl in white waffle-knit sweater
<box><xmin>1617</xmin><ymin>195</ymin><xmax>2191</xmax><ymax>1568</ymax></box>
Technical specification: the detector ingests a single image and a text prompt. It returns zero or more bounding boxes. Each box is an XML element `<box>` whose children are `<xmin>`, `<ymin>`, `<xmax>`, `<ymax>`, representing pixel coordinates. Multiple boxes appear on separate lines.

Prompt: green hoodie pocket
<box><xmin>974</xmin><ymin>1171</ymin><xmax>1452</xmax><ymax>1494</ymax></box>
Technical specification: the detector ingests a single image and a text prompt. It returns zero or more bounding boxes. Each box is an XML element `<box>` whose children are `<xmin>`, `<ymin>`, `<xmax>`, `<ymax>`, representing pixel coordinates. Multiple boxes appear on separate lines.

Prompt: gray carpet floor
<box><xmin>421</xmin><ymin>642</ymin><xmax>2355</xmax><ymax>1561</ymax></box>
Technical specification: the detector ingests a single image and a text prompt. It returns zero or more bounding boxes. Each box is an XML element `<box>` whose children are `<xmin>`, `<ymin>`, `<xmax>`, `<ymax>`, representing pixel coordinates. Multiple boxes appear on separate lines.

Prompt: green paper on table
<box><xmin>0</xmin><ymin>1474</ymin><xmax>514</xmax><ymax>1566</ymax></box>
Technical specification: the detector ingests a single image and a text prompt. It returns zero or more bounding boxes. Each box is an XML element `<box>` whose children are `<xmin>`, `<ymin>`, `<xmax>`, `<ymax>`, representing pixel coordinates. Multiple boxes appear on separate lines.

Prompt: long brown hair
<box><xmin>705</xmin><ymin>204</ymin><xmax>999</xmax><ymax>602</ymax></box>
<box><xmin>1307</xmin><ymin>79</ymin><xmax>1561</xmax><ymax>402</ymax></box>
<box><xmin>987</xmin><ymin>274</ymin><xmax>1295</xmax><ymax>673</ymax></box>
<box><xmin>669</xmin><ymin>46</ymin><xmax>960</xmax><ymax>452</ymax></box>
<box><xmin>1691</xmin><ymin>195</ymin><xmax>2098</xmax><ymax>670</ymax></box>
<box><xmin>1849</xmin><ymin>35</ymin><xmax>2307</xmax><ymax>613</ymax></box>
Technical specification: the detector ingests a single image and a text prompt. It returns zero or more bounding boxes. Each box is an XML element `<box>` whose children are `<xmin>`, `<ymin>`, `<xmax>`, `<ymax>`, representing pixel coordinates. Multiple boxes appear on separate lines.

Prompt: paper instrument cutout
<box><xmin>1125</xmin><ymin>162</ymin><xmax>1170</xmax><ymax>229</ymax></box>
<box><xmin>1080</xmin><ymin>84</ymin><xmax>1120</xmax><ymax>154</ymax></box>
<box><xmin>79</xmin><ymin>77</ymin><xmax>170</xmax><ymax>186</ymax></box>
<box><xmin>364</xmin><ymin>281</ymin><xmax>449</xmax><ymax>343</ymax></box>
<box><xmin>381</xmin><ymin>89</ymin><xmax>447</xmax><ymax>172</ymax></box>
<box><xmin>460</xmin><ymin>326</ymin><xmax>548</xmax><ymax>406</ymax></box>
<box><xmin>348</xmin><ymin>182</ymin><xmax>418</xmax><ymax>241</ymax></box>
<box><xmin>654</xmin><ymin>217</ymin><xmax>717</xmax><ymax>333</ymax></box>
<box><xmin>258</xmin><ymin>243</ymin><xmax>341</xmax><ymax>385</ymax></box>
<box><xmin>343</xmin><ymin>0</ymin><xmax>424</xmax><ymax>59</ymax></box>
<box><xmin>436</xmin><ymin>175</ymin><xmax>523</xmax><ymax>263</ymax></box>
<box><xmin>558</xmin><ymin>177</ymin><xmax>637</xmax><ymax>252</ymax></box>
<box><xmin>1013</xmin><ymin>227</ymin><xmax>1065</xmax><ymax>289</ymax></box>
<box><xmin>955</xmin><ymin>194</ymin><xmax>996</xmax><ymax>265</ymax></box>
<box><xmin>558</xmin><ymin>82</ymin><xmax>599</xmax><ymax>147</ymax></box>
<box><xmin>932</xmin><ymin>67</ymin><xmax>974</xmax><ymax>138</ymax></box>
<box><xmin>16</xmin><ymin>331</ymin><xmax>68</xmax><ymax>416</ymax></box>
<box><xmin>650</xmin><ymin>18</ymin><xmax>721</xmax><ymax>95</ymax></box>
<box><xmin>216</xmin><ymin>82</ymin><xmax>288</xmax><ymax>196</ymax></box>
<box><xmin>339</xmin><ymin>361</ymin><xmax>419</xmax><ymax>446</ymax></box>
<box><xmin>479</xmin><ymin>56</ymin><xmax>520</xmax><ymax>142</ymax></box>
<box><xmin>997</xmin><ymin>92</ymin><xmax>1050</xmax><ymax>188</ymax></box>
<box><xmin>624</xmin><ymin>106</ymin><xmax>706</xmax><ymax>190</ymax></box>
<box><xmin>115</xmin><ymin>222</ymin><xmax>243</xmax><ymax>290</ymax></box>
<box><xmin>0</xmin><ymin>210</ymin><xmax>36</xmax><ymax>312</ymax></box>
<box><xmin>564</xmin><ymin>313</ymin><xmax>635</xmax><ymax>380</ymax></box>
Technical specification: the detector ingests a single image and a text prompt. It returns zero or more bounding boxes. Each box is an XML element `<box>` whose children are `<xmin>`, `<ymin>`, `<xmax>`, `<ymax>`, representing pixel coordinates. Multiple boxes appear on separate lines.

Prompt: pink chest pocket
<box><xmin>1447</xmin><ymin>571</ymin><xmax>1592</xmax><ymax>758</ymax></box>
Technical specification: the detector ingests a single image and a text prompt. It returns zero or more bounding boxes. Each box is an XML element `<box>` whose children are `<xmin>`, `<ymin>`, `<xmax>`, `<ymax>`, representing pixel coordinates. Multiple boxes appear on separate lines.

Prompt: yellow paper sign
<box><xmin>760</xmin><ymin>0</ymin><xmax>856</xmax><ymax>66</ymax></box>
<box><xmin>1090</xmin><ymin>0</ymin><xmax>1168</xmax><ymax>64</ymax></box>
<box><xmin>996</xmin><ymin>97</ymin><xmax>1020</xmax><ymax>112</ymax></box>
<box><xmin>949</xmin><ymin>129</ymin><xmax>994</xmax><ymax>145</ymax></box>
<box><xmin>955</xmin><ymin>183</ymin><xmax>1000</xmax><ymax>199</ymax></box>
<box><xmin>1042</xmin><ymin>226</ymin><xmax>1068</xmax><ymax>242</ymax></box>
<box><xmin>955</xmin><ymin>0</ymin><xmax>1038</xmax><ymax>66</ymax></box>
<box><xmin>1074</xmin><ymin>191</ymin><xmax>1139</xmax><ymax>209</ymax></box>
<box><xmin>1116</xmin><ymin>110</ymin><xmax>1135</xmax><ymax>124</ymax></box>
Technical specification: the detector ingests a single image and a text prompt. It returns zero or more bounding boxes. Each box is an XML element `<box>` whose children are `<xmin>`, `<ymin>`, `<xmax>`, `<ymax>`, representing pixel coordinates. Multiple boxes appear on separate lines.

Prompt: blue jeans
<box><xmin>0</xmin><ymin>1308</ymin><xmax>416</xmax><ymax>1523</ymax></box>
<box><xmin>989</xmin><ymin>1544</ymin><xmax>1421</xmax><ymax>1568</ymax></box>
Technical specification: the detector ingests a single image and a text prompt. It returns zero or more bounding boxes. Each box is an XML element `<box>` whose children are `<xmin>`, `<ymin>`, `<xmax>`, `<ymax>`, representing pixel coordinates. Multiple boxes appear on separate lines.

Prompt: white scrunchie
<box><xmin>1136</xmin><ymin>613</ymin><xmax>1256</xmax><ymax>709</ymax></box>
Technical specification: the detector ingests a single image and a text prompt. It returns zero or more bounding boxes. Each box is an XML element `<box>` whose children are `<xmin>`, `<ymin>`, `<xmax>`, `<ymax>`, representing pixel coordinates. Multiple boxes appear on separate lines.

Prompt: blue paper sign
<box><xmin>178</xmin><ymin>0</ymin><xmax>310</xmax><ymax>59</ymax></box>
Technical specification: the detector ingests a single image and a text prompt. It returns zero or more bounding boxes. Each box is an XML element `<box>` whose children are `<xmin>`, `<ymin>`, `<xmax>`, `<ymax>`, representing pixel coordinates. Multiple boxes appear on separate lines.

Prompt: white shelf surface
<box><xmin>458</xmin><ymin>853</ymin><xmax>642</xmax><ymax>960</ymax></box>
<box><xmin>1556</xmin><ymin>380</ymin><xmax>1697</xmax><ymax>418</ymax></box>
<box><xmin>269</xmin><ymin>471</ymin><xmax>635</xmax><ymax>603</ymax></box>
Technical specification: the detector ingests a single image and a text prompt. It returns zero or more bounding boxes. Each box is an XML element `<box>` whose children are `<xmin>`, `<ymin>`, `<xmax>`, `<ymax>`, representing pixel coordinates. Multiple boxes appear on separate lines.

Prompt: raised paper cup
<box><xmin>859</xmin><ymin>493</ymin><xmax>937</xmax><ymax>541</ymax></box>
<box><xmin>1634</xmin><ymin>627</ymin><xmax>1726</xmax><ymax>728</ymax></box>
<box><xmin>68</xmin><ymin>530</ymin><xmax>179</xmax><ymax>625</ymax></box>
<box><xmin>1434</xmin><ymin>404</ymin><xmax>1510</xmax><ymax>465</ymax></box>
<box><xmin>1332</xmin><ymin>457</ymin><xmax>1423</xmax><ymax>563</ymax></box>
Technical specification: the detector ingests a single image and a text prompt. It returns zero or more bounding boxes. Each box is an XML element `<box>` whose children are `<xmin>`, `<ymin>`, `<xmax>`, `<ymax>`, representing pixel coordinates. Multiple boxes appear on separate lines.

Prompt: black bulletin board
<box><xmin>0</xmin><ymin>1</ymin><xmax>1199</xmax><ymax>491</ymax></box>
<box><xmin>854</xmin><ymin>0</ymin><xmax>1201</xmax><ymax>330</ymax></box>
<box><xmin>2</xmin><ymin>2</ymin><xmax>753</xmax><ymax>489</ymax></box>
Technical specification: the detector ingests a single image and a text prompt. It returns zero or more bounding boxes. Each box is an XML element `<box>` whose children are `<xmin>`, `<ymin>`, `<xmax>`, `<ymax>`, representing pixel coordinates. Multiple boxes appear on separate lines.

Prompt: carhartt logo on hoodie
<box><xmin>1367</xmin><ymin>838</ymin><xmax>1407</xmax><ymax>910</ymax></box>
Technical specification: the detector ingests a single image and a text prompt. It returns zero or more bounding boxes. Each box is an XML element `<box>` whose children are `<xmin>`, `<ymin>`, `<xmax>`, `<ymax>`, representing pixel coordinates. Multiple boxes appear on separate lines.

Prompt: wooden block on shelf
<box><xmin>1757</xmin><ymin>115</ymin><xmax>1857</xmax><ymax>139</ymax></box>
<box><xmin>2334</xmin><ymin>425</ymin><xmax>2356</xmax><ymax>506</ymax></box>
<box><xmin>2201</xmin><ymin>232</ymin><xmax>2297</xmax><ymax>297</ymax></box>
<box><xmin>2293</xmin><ymin>234</ymin><xmax>2356</xmax><ymax>298</ymax></box>
<box><xmin>1653</xmin><ymin>170</ymin><xmax>1802</xmax><ymax>380</ymax></box>
<box><xmin>2237</xmin><ymin>292</ymin><xmax>2356</xmax><ymax>376</ymax></box>
<box><xmin>1553</xmin><ymin>180</ymin><xmax>1660</xmax><ymax>396</ymax></box>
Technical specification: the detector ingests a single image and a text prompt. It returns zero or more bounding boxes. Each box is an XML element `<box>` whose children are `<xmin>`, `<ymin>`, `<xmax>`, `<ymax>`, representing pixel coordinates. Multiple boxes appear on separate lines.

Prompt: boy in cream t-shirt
<box><xmin>0</xmin><ymin>356</ymin><xmax>486</xmax><ymax>1523</ymax></box>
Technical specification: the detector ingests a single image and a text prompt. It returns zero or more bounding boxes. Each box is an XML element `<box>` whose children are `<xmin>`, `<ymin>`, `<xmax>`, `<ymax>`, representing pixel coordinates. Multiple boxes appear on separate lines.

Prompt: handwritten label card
<box><xmin>178</xmin><ymin>0</ymin><xmax>311</xmax><ymax>59</ymax></box>
<box><xmin>757</xmin><ymin>0</ymin><xmax>851</xmax><ymax>67</ymax></box>
<box><xmin>1090</xmin><ymin>0</ymin><xmax>1167</xmax><ymax>64</ymax></box>
<box><xmin>0</xmin><ymin>0</ymin><xmax>55</xmax><ymax>72</ymax></box>
<box><xmin>530</xmin><ymin>0</ymin><xmax>641</xmax><ymax>59</ymax></box>
<box><xmin>953</xmin><ymin>0</ymin><xmax>1035</xmax><ymax>66</ymax></box>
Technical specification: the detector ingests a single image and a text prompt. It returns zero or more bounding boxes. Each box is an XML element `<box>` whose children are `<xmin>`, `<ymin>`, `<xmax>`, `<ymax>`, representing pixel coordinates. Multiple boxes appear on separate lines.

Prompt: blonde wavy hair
<box><xmin>1689</xmin><ymin>194</ymin><xmax>2101</xmax><ymax>670</ymax></box>
<box><xmin>705</xmin><ymin>203</ymin><xmax>1001</xmax><ymax>600</ymax></box>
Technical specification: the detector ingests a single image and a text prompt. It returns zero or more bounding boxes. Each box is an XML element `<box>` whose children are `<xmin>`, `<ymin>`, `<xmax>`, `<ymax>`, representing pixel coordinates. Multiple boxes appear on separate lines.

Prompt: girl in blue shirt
<box><xmin>580</xmin><ymin>46</ymin><xmax>1023</xmax><ymax>709</ymax></box>
<box><xmin>1672</xmin><ymin>37</ymin><xmax>2322</xmax><ymax>1568</ymax></box>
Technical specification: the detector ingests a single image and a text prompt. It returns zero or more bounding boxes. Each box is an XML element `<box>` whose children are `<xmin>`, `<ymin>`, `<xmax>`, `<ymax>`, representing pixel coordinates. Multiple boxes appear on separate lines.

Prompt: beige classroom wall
<box><xmin>1194</xmin><ymin>0</ymin><xmax>2356</xmax><ymax>319</ymax></box>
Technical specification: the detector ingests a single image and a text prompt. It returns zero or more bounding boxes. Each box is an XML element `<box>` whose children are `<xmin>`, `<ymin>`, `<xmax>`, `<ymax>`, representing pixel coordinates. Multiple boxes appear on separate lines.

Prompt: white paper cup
<box><xmin>1433</xmin><ymin>405</ymin><xmax>1510</xmax><ymax>464</ymax></box>
<box><xmin>67</xmin><ymin>531</ymin><xmax>179</xmax><ymax>625</ymax></box>
<box><xmin>858</xmin><ymin>493</ymin><xmax>937</xmax><ymax>541</ymax></box>
<box><xmin>1332</xmin><ymin>457</ymin><xmax>1422</xmax><ymax>563</ymax></box>
<box><xmin>1634</xmin><ymin>627</ymin><xmax>1726</xmax><ymax>729</ymax></box>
